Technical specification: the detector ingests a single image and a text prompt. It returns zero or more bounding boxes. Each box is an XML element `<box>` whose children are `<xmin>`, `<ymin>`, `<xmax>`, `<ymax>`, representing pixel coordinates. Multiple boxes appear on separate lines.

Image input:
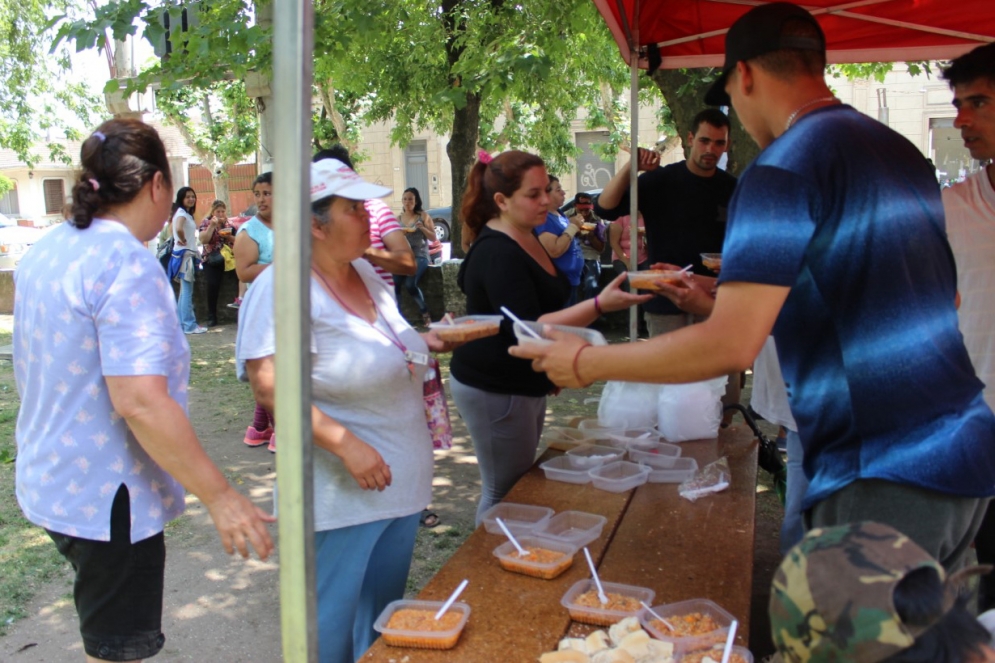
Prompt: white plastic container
<box><xmin>606</xmin><ymin>428</ymin><xmax>664</xmax><ymax>451</ymax></box>
<box><xmin>539</xmin><ymin>455</ymin><xmax>594</xmax><ymax>484</ymax></box>
<box><xmin>640</xmin><ymin>456</ymin><xmax>698</xmax><ymax>483</ymax></box>
<box><xmin>480</xmin><ymin>502</ymin><xmax>553</xmax><ymax>537</ymax></box>
<box><xmin>639</xmin><ymin>598</ymin><xmax>736</xmax><ymax>653</ymax></box>
<box><xmin>428</xmin><ymin>315</ymin><xmax>502</xmax><ymax>343</ymax></box>
<box><xmin>535</xmin><ymin>510</ymin><xmax>607</xmax><ymax>548</ymax></box>
<box><xmin>373</xmin><ymin>599</ymin><xmax>471</xmax><ymax>650</ymax></box>
<box><xmin>588</xmin><ymin>461</ymin><xmax>651</xmax><ymax>493</ymax></box>
<box><xmin>513</xmin><ymin>321</ymin><xmax>608</xmax><ymax>348</ymax></box>
<box><xmin>627</xmin><ymin>442</ymin><xmax>683</xmax><ymax>467</ymax></box>
<box><xmin>565</xmin><ymin>444</ymin><xmax>625</xmax><ymax>469</ymax></box>
<box><xmin>543</xmin><ymin>426</ymin><xmax>594</xmax><ymax>450</ymax></box>
<box><xmin>561</xmin><ymin>579</ymin><xmax>656</xmax><ymax>627</ymax></box>
<box><xmin>492</xmin><ymin>535</ymin><xmax>577</xmax><ymax>579</ymax></box>
<box><xmin>678</xmin><ymin>645</ymin><xmax>754</xmax><ymax>663</ymax></box>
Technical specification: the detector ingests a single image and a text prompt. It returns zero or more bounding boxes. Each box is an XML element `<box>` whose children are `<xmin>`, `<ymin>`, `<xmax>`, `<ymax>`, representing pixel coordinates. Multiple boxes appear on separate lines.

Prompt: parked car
<box><xmin>0</xmin><ymin>224</ymin><xmax>47</xmax><ymax>270</ymax></box>
<box><xmin>424</xmin><ymin>207</ymin><xmax>451</xmax><ymax>243</ymax></box>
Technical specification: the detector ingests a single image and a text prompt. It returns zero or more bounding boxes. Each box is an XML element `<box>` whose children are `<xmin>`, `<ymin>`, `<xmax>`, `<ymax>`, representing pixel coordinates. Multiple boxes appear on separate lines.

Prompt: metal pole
<box><xmin>628</xmin><ymin>4</ymin><xmax>640</xmax><ymax>342</ymax></box>
<box><xmin>272</xmin><ymin>0</ymin><xmax>317</xmax><ymax>660</ymax></box>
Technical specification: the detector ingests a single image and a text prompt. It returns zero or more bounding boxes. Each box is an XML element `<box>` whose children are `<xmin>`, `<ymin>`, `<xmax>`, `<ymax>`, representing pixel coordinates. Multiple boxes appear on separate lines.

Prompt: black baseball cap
<box><xmin>704</xmin><ymin>2</ymin><xmax>826</xmax><ymax>107</ymax></box>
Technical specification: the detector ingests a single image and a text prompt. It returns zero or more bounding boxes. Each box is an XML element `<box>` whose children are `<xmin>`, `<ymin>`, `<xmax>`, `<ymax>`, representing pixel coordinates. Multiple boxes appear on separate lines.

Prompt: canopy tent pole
<box><xmin>272</xmin><ymin>0</ymin><xmax>319</xmax><ymax>660</ymax></box>
<box><xmin>626</xmin><ymin>0</ymin><xmax>640</xmax><ymax>342</ymax></box>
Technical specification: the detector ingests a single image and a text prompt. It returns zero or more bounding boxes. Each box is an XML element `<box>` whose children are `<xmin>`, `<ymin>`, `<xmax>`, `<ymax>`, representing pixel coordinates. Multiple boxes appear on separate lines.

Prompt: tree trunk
<box><xmin>447</xmin><ymin>91</ymin><xmax>481</xmax><ymax>258</ymax></box>
<box><xmin>211</xmin><ymin>169</ymin><xmax>231</xmax><ymax>209</ymax></box>
<box><xmin>650</xmin><ymin>69</ymin><xmax>759</xmax><ymax>177</ymax></box>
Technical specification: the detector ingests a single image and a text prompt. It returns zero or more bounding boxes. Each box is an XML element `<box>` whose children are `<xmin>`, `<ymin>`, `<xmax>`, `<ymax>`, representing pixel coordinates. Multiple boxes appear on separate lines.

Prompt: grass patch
<box><xmin>407</xmin><ymin>525</ymin><xmax>471</xmax><ymax>595</ymax></box>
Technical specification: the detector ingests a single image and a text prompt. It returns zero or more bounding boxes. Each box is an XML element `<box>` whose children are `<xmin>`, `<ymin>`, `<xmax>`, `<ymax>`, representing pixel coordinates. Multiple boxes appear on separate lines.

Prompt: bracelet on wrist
<box><xmin>594</xmin><ymin>295</ymin><xmax>602</xmax><ymax>316</ymax></box>
<box><xmin>572</xmin><ymin>343</ymin><xmax>593</xmax><ymax>388</ymax></box>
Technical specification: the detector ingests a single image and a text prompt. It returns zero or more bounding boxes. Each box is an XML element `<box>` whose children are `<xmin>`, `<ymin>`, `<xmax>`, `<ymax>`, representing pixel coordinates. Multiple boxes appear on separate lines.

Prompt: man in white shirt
<box><xmin>941</xmin><ymin>41</ymin><xmax>995</xmax><ymax>610</ymax></box>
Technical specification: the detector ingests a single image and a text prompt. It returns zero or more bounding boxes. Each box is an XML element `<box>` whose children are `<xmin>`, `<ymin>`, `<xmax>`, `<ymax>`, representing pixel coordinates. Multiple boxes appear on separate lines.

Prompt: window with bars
<box><xmin>0</xmin><ymin>182</ymin><xmax>18</xmax><ymax>216</ymax></box>
<box><xmin>43</xmin><ymin>179</ymin><xmax>65</xmax><ymax>215</ymax></box>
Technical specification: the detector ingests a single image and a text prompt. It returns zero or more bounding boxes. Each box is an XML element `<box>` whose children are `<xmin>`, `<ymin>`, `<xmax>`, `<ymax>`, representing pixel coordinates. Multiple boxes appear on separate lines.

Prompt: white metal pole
<box><xmin>628</xmin><ymin>6</ymin><xmax>640</xmax><ymax>342</ymax></box>
<box><xmin>272</xmin><ymin>0</ymin><xmax>318</xmax><ymax>660</ymax></box>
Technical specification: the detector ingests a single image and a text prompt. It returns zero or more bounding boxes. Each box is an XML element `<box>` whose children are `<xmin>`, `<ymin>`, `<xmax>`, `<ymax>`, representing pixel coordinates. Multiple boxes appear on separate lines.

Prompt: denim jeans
<box><xmin>177</xmin><ymin>277</ymin><xmax>199</xmax><ymax>332</ymax></box>
<box><xmin>581</xmin><ymin>259</ymin><xmax>601</xmax><ymax>301</ymax></box>
<box><xmin>780</xmin><ymin>429</ymin><xmax>807</xmax><ymax>556</ymax></box>
<box><xmin>394</xmin><ymin>255</ymin><xmax>429</xmax><ymax>314</ymax></box>
<box><xmin>315</xmin><ymin>513</ymin><xmax>420</xmax><ymax>663</ymax></box>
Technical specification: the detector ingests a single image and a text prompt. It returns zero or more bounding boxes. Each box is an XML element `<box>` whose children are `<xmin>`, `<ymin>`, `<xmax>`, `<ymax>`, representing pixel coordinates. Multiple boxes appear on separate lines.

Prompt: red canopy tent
<box><xmin>593</xmin><ymin>0</ymin><xmax>994</xmax><ymax>68</ymax></box>
<box><xmin>591</xmin><ymin>0</ymin><xmax>993</xmax><ymax>338</ymax></box>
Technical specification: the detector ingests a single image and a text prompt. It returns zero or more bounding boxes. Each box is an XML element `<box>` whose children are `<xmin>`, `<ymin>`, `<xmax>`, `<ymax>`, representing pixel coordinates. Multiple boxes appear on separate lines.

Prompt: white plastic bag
<box><xmin>657</xmin><ymin>376</ymin><xmax>727</xmax><ymax>442</ymax></box>
<box><xmin>679</xmin><ymin>457</ymin><xmax>731</xmax><ymax>502</ymax></box>
<box><xmin>597</xmin><ymin>381</ymin><xmax>661</xmax><ymax>430</ymax></box>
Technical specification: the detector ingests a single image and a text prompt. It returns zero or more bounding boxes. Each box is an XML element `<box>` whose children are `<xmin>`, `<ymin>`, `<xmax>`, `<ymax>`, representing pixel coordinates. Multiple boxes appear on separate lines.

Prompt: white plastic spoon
<box><xmin>500</xmin><ymin>306</ymin><xmax>544</xmax><ymax>340</ymax></box>
<box><xmin>640</xmin><ymin>600</ymin><xmax>677</xmax><ymax>634</ymax></box>
<box><xmin>720</xmin><ymin>619</ymin><xmax>739</xmax><ymax>663</ymax></box>
<box><xmin>495</xmin><ymin>517</ymin><xmax>528</xmax><ymax>557</ymax></box>
<box><xmin>434</xmin><ymin>578</ymin><xmax>469</xmax><ymax>620</ymax></box>
<box><xmin>583</xmin><ymin>546</ymin><xmax>609</xmax><ymax>605</ymax></box>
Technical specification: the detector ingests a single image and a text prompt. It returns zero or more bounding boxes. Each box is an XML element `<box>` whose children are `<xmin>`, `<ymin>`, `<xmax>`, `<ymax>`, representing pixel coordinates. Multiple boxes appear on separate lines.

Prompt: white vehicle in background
<box><xmin>0</xmin><ymin>213</ymin><xmax>47</xmax><ymax>270</ymax></box>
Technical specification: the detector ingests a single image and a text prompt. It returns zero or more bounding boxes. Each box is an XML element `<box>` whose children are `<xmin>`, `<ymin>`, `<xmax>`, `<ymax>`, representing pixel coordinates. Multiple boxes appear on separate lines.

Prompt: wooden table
<box><xmin>361</xmin><ymin>425</ymin><xmax>758</xmax><ymax>662</ymax></box>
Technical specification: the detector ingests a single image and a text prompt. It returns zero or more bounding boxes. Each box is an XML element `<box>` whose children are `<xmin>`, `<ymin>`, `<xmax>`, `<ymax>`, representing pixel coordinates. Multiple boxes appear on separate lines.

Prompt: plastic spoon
<box><xmin>495</xmin><ymin>517</ymin><xmax>528</xmax><ymax>557</ymax></box>
<box><xmin>720</xmin><ymin>619</ymin><xmax>739</xmax><ymax>663</ymax></box>
<box><xmin>677</xmin><ymin>263</ymin><xmax>693</xmax><ymax>276</ymax></box>
<box><xmin>434</xmin><ymin>578</ymin><xmax>469</xmax><ymax>620</ymax></box>
<box><xmin>500</xmin><ymin>306</ymin><xmax>544</xmax><ymax>340</ymax></box>
<box><xmin>640</xmin><ymin>601</ymin><xmax>677</xmax><ymax>634</ymax></box>
<box><xmin>441</xmin><ymin>312</ymin><xmax>455</xmax><ymax>326</ymax></box>
<box><xmin>583</xmin><ymin>546</ymin><xmax>609</xmax><ymax>605</ymax></box>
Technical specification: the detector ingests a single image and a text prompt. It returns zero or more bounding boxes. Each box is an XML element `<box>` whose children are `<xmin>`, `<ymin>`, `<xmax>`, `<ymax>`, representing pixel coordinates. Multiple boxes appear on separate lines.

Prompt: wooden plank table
<box><xmin>361</xmin><ymin>424</ymin><xmax>757</xmax><ymax>662</ymax></box>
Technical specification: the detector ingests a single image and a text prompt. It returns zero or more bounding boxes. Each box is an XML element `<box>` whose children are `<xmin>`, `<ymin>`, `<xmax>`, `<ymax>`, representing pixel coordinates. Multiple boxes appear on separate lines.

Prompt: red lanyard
<box><xmin>311</xmin><ymin>267</ymin><xmax>417</xmax><ymax>379</ymax></box>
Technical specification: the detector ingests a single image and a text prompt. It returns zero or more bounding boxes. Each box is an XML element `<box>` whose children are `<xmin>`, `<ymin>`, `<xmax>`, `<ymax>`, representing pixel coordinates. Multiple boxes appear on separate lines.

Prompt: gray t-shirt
<box><xmin>235</xmin><ymin>259</ymin><xmax>433</xmax><ymax>531</ymax></box>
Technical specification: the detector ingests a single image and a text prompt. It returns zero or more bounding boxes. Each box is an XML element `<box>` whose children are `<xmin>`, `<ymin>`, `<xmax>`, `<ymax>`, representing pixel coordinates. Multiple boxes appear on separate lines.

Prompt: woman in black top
<box><xmin>451</xmin><ymin>150</ymin><xmax>648</xmax><ymax>523</ymax></box>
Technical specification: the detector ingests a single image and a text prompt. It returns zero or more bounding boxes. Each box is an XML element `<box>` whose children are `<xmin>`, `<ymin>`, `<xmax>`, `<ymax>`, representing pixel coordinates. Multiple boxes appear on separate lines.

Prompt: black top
<box><xmin>451</xmin><ymin>226</ymin><xmax>571</xmax><ymax>397</ymax></box>
<box><xmin>595</xmin><ymin>161</ymin><xmax>737</xmax><ymax>314</ymax></box>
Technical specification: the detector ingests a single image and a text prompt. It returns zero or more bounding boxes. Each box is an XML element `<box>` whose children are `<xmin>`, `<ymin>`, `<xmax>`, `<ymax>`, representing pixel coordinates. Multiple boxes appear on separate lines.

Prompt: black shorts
<box><xmin>46</xmin><ymin>484</ymin><xmax>166</xmax><ymax>661</ymax></box>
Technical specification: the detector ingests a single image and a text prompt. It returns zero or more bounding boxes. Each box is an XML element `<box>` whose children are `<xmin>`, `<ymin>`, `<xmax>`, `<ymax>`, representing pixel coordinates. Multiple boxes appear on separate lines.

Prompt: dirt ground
<box><xmin>0</xmin><ymin>323</ymin><xmax>783</xmax><ymax>662</ymax></box>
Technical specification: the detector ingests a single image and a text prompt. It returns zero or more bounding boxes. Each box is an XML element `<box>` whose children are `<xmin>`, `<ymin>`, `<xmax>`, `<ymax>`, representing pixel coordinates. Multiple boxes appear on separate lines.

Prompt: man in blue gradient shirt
<box><xmin>513</xmin><ymin>2</ymin><xmax>995</xmax><ymax>571</ymax></box>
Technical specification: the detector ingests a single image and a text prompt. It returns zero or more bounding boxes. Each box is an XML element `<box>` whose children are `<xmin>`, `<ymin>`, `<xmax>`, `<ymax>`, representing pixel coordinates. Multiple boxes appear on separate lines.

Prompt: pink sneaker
<box><xmin>244</xmin><ymin>426</ymin><xmax>273</xmax><ymax>447</ymax></box>
<box><xmin>267</xmin><ymin>433</ymin><xmax>276</xmax><ymax>453</ymax></box>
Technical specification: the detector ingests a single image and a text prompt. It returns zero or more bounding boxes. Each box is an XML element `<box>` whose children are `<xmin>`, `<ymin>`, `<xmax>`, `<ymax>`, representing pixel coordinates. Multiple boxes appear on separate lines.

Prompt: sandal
<box><xmin>420</xmin><ymin>509</ymin><xmax>440</xmax><ymax>528</ymax></box>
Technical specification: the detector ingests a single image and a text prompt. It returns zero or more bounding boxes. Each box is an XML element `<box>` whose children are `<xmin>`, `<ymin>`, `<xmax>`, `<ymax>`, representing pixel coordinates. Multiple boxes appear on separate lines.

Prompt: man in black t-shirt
<box><xmin>595</xmin><ymin>108</ymin><xmax>737</xmax><ymax>336</ymax></box>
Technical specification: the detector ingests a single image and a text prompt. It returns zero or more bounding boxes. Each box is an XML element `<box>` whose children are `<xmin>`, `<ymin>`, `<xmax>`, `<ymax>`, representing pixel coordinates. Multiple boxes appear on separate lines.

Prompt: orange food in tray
<box><xmin>382</xmin><ymin>609</ymin><xmax>464</xmax><ymax>649</ymax></box>
<box><xmin>568</xmin><ymin>590</ymin><xmax>642</xmax><ymax>625</ymax></box>
<box><xmin>497</xmin><ymin>547</ymin><xmax>573</xmax><ymax>579</ymax></box>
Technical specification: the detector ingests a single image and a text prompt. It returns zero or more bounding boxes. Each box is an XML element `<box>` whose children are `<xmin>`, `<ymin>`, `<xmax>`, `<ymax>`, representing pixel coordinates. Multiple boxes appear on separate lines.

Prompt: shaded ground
<box><xmin>0</xmin><ymin>322</ymin><xmax>783</xmax><ymax>661</ymax></box>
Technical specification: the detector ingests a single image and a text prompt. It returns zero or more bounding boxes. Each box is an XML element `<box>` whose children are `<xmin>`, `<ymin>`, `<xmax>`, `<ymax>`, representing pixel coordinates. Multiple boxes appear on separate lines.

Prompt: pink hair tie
<box><xmin>477</xmin><ymin>150</ymin><xmax>493</xmax><ymax>165</ymax></box>
<box><xmin>88</xmin><ymin>178</ymin><xmax>100</xmax><ymax>191</ymax></box>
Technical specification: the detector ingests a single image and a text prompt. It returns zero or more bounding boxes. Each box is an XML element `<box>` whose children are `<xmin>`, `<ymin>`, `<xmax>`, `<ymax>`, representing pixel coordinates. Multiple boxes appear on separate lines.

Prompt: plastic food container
<box><xmin>543</xmin><ymin>426</ymin><xmax>593</xmax><ymax>450</ymax></box>
<box><xmin>373</xmin><ymin>599</ymin><xmax>470</xmax><ymax>650</ymax></box>
<box><xmin>565</xmin><ymin>444</ymin><xmax>625</xmax><ymax>469</ymax></box>
<box><xmin>539</xmin><ymin>455</ymin><xmax>594</xmax><ymax>484</ymax></box>
<box><xmin>639</xmin><ymin>456</ymin><xmax>698</xmax><ymax>484</ymax></box>
<box><xmin>679</xmin><ymin>646</ymin><xmax>754</xmax><ymax>663</ymax></box>
<box><xmin>700</xmin><ymin>253</ymin><xmax>722</xmax><ymax>273</ymax></box>
<box><xmin>606</xmin><ymin>428</ymin><xmax>665</xmax><ymax>451</ymax></box>
<box><xmin>577</xmin><ymin>418</ymin><xmax>628</xmax><ymax>440</ymax></box>
<box><xmin>480</xmin><ymin>502</ymin><xmax>554</xmax><ymax>537</ymax></box>
<box><xmin>640</xmin><ymin>598</ymin><xmax>736</xmax><ymax>653</ymax></box>
<box><xmin>627</xmin><ymin>442</ymin><xmax>682</xmax><ymax>467</ymax></box>
<box><xmin>535</xmin><ymin>510</ymin><xmax>607</xmax><ymax>548</ymax></box>
<box><xmin>513</xmin><ymin>321</ymin><xmax>608</xmax><ymax>348</ymax></box>
<box><xmin>589</xmin><ymin>461</ymin><xmax>651</xmax><ymax>493</ymax></box>
<box><xmin>492</xmin><ymin>535</ymin><xmax>577</xmax><ymax>579</ymax></box>
<box><xmin>627</xmin><ymin>269</ymin><xmax>688</xmax><ymax>291</ymax></box>
<box><xmin>429</xmin><ymin>315</ymin><xmax>502</xmax><ymax>342</ymax></box>
<box><xmin>561</xmin><ymin>579</ymin><xmax>656</xmax><ymax>626</ymax></box>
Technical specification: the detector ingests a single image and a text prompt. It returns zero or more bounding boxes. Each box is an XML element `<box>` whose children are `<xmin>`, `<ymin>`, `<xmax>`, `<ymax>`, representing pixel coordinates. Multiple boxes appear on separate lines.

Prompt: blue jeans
<box><xmin>315</xmin><ymin>513</ymin><xmax>420</xmax><ymax>663</ymax></box>
<box><xmin>781</xmin><ymin>429</ymin><xmax>808</xmax><ymax>555</ymax></box>
<box><xmin>581</xmin><ymin>259</ymin><xmax>601</xmax><ymax>301</ymax></box>
<box><xmin>177</xmin><ymin>277</ymin><xmax>199</xmax><ymax>332</ymax></box>
<box><xmin>394</xmin><ymin>255</ymin><xmax>429</xmax><ymax>314</ymax></box>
